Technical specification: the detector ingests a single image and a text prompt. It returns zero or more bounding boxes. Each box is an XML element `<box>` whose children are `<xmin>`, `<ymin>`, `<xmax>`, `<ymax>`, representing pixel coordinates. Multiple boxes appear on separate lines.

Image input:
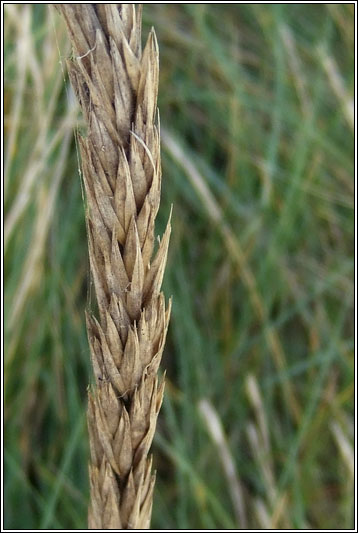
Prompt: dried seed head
<box><xmin>57</xmin><ymin>4</ymin><xmax>170</xmax><ymax>529</ymax></box>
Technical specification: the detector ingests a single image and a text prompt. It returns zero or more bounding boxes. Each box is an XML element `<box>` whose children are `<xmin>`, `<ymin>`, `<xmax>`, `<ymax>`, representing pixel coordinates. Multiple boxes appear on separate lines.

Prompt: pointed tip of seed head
<box><xmin>149</xmin><ymin>27</ymin><xmax>159</xmax><ymax>52</ymax></box>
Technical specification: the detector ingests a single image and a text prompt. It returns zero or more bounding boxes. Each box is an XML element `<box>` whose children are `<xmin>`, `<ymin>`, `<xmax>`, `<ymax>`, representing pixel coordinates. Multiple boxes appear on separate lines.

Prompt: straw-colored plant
<box><xmin>56</xmin><ymin>4</ymin><xmax>171</xmax><ymax>529</ymax></box>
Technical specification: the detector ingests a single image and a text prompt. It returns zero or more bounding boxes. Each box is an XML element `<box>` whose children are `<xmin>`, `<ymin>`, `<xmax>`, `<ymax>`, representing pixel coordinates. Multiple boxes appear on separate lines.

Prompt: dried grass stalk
<box><xmin>56</xmin><ymin>4</ymin><xmax>171</xmax><ymax>529</ymax></box>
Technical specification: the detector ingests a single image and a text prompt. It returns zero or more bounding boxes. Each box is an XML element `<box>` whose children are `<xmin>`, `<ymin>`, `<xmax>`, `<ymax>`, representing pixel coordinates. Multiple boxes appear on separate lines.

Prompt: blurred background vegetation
<box><xmin>4</xmin><ymin>4</ymin><xmax>354</xmax><ymax>530</ymax></box>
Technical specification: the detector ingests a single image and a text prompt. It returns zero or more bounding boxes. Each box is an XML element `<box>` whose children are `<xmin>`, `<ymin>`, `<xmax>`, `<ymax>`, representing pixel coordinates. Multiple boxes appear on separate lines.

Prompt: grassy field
<box><xmin>4</xmin><ymin>4</ymin><xmax>354</xmax><ymax>530</ymax></box>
